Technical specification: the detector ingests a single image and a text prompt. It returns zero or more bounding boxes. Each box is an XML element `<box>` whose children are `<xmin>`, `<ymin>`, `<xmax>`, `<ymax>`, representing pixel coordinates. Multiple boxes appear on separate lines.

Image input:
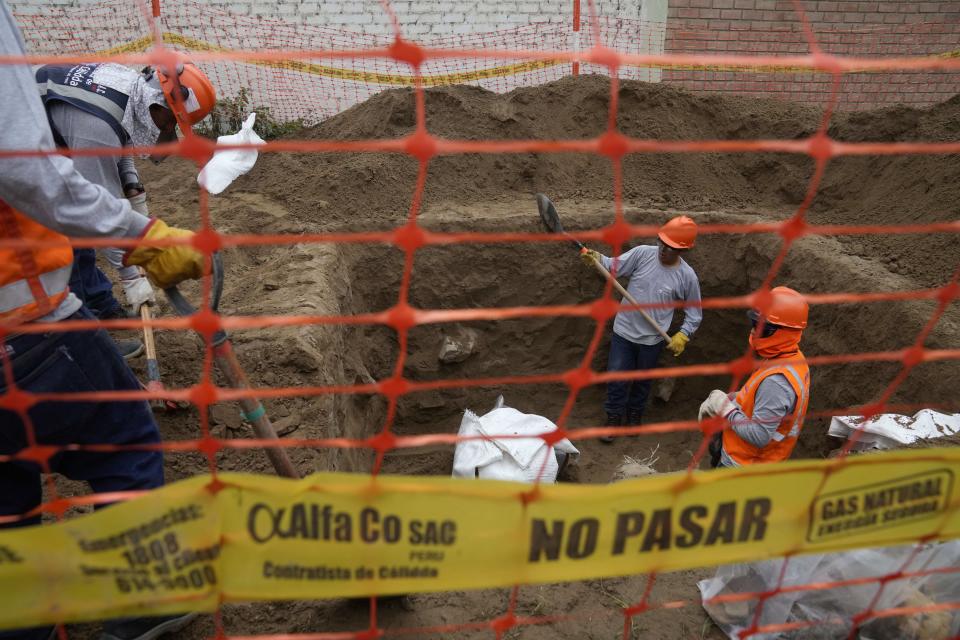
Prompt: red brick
<box><xmin>734</xmin><ymin>0</ymin><xmax>756</xmax><ymax>8</ymax></box>
<box><xmin>720</xmin><ymin>8</ymin><xmax>742</xmax><ymax>18</ymax></box>
<box><xmin>857</xmin><ymin>2</ymin><xmax>879</xmax><ymax>12</ymax></box>
<box><xmin>817</xmin><ymin>1</ymin><xmax>840</xmax><ymax>11</ymax></box>
<box><xmin>863</xmin><ymin>12</ymin><xmax>886</xmax><ymax>22</ymax></box>
<box><xmin>677</xmin><ymin>8</ymin><xmax>700</xmax><ymax>18</ymax></box>
<box><xmin>700</xmin><ymin>8</ymin><xmax>721</xmax><ymax>18</ymax></box>
<box><xmin>881</xmin><ymin>13</ymin><xmax>904</xmax><ymax>23</ymax></box>
<box><xmin>918</xmin><ymin>3</ymin><xmax>940</xmax><ymax>13</ymax></box>
<box><xmin>843</xmin><ymin>12</ymin><xmax>864</xmax><ymax>22</ymax></box>
<box><xmin>741</xmin><ymin>9</ymin><xmax>764</xmax><ymax>19</ymax></box>
<box><xmin>689</xmin><ymin>0</ymin><xmax>713</xmax><ymax>7</ymax></box>
<box><xmin>713</xmin><ymin>0</ymin><xmax>735</xmax><ymax>7</ymax></box>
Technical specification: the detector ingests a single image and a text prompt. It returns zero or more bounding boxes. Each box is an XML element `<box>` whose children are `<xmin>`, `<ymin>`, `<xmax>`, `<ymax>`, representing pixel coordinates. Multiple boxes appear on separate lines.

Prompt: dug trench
<box><xmin>59</xmin><ymin>74</ymin><xmax>957</xmax><ymax>638</ymax></box>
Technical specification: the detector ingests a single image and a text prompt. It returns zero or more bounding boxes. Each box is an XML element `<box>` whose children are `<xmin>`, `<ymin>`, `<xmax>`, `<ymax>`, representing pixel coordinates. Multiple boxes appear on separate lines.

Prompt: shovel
<box><xmin>164</xmin><ymin>254</ymin><xmax>299</xmax><ymax>479</ymax></box>
<box><xmin>535</xmin><ymin>194</ymin><xmax>671</xmax><ymax>342</ymax></box>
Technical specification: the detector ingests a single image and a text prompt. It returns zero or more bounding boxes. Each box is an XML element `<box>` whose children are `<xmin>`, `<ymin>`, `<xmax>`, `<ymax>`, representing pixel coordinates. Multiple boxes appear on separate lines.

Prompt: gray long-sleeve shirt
<box><xmin>720</xmin><ymin>374</ymin><xmax>798</xmax><ymax>468</ymax></box>
<box><xmin>598</xmin><ymin>245</ymin><xmax>703</xmax><ymax>345</ymax></box>
<box><xmin>0</xmin><ymin>1</ymin><xmax>148</xmax><ymax>320</ymax></box>
<box><xmin>48</xmin><ymin>103</ymin><xmax>139</xmax><ymax>276</ymax></box>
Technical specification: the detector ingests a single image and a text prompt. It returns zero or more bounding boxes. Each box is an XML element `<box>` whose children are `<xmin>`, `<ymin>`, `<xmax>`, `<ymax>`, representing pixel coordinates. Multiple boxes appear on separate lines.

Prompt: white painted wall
<box><xmin>11</xmin><ymin>0</ymin><xmax>668</xmax><ymax>121</ymax></box>
<box><xmin>11</xmin><ymin>0</ymin><xmax>665</xmax><ymax>38</ymax></box>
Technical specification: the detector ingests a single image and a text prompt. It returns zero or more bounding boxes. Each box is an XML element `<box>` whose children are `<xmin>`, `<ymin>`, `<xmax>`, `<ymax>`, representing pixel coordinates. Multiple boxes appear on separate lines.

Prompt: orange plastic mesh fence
<box><xmin>2</xmin><ymin>0</ymin><xmax>960</xmax><ymax>638</ymax></box>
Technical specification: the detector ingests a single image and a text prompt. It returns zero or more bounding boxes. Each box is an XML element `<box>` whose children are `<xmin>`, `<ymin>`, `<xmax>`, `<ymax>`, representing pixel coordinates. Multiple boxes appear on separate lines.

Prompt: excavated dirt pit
<box><xmin>337</xmin><ymin>201</ymin><xmax>959</xmax><ymax>481</ymax></box>
<box><xmin>52</xmin><ymin>75</ymin><xmax>960</xmax><ymax>638</ymax></box>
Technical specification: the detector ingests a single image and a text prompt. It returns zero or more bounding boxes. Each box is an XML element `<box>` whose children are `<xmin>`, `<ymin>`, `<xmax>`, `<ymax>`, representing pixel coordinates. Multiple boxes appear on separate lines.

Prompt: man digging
<box><xmin>581</xmin><ymin>216</ymin><xmax>703</xmax><ymax>443</ymax></box>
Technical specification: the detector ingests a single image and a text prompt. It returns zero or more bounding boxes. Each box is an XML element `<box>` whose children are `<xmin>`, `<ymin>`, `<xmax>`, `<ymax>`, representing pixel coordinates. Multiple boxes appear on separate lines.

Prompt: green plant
<box><xmin>195</xmin><ymin>87</ymin><xmax>304</xmax><ymax>140</ymax></box>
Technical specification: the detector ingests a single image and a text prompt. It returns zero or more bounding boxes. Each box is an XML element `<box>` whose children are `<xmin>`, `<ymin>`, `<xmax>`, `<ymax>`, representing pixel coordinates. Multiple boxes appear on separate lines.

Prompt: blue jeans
<box><xmin>68</xmin><ymin>248</ymin><xmax>124</xmax><ymax>319</ymax></box>
<box><xmin>0</xmin><ymin>308</ymin><xmax>163</xmax><ymax>639</ymax></box>
<box><xmin>0</xmin><ymin>307</ymin><xmax>163</xmax><ymax>524</ymax></box>
<box><xmin>603</xmin><ymin>333</ymin><xmax>665</xmax><ymax>419</ymax></box>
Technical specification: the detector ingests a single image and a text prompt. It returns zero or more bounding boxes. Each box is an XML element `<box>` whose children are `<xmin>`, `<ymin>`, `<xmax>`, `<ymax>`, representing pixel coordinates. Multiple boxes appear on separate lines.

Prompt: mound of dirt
<box><xmin>221</xmin><ymin>74</ymin><xmax>957</xmax><ymax>286</ymax></box>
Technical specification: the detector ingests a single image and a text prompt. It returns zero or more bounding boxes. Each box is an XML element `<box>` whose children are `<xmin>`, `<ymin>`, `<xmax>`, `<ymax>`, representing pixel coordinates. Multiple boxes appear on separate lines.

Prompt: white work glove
<box><xmin>127</xmin><ymin>191</ymin><xmax>149</xmax><ymax>215</ymax></box>
<box><xmin>698</xmin><ymin>389</ymin><xmax>736</xmax><ymax>422</ymax></box>
<box><xmin>120</xmin><ymin>271</ymin><xmax>156</xmax><ymax>311</ymax></box>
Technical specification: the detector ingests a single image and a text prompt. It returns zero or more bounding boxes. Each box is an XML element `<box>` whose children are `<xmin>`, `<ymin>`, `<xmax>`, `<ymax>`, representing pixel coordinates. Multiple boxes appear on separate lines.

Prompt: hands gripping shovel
<box><xmin>535</xmin><ymin>194</ymin><xmax>671</xmax><ymax>343</ymax></box>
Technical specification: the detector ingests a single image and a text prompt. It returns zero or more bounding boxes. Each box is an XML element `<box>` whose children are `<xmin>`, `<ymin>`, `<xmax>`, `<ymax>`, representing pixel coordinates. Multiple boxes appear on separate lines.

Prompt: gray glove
<box><xmin>128</xmin><ymin>191</ymin><xmax>149</xmax><ymax>215</ymax></box>
<box><xmin>698</xmin><ymin>389</ymin><xmax>736</xmax><ymax>422</ymax></box>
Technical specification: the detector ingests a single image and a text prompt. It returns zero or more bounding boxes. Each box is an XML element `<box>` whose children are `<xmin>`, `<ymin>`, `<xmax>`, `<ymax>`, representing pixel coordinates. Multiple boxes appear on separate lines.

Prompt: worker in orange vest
<box><xmin>698</xmin><ymin>287</ymin><xmax>811</xmax><ymax>468</ymax></box>
<box><xmin>0</xmin><ymin>3</ymin><xmax>204</xmax><ymax>638</ymax></box>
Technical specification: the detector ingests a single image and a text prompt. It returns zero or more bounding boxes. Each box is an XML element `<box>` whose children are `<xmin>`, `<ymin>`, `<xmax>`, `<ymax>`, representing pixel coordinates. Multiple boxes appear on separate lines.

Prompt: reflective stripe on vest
<box><xmin>0</xmin><ymin>201</ymin><xmax>74</xmax><ymax>323</ymax></box>
<box><xmin>36</xmin><ymin>64</ymin><xmax>130</xmax><ymax>145</ymax></box>
<box><xmin>0</xmin><ymin>264</ymin><xmax>72</xmax><ymax>316</ymax></box>
<box><xmin>769</xmin><ymin>365</ymin><xmax>809</xmax><ymax>442</ymax></box>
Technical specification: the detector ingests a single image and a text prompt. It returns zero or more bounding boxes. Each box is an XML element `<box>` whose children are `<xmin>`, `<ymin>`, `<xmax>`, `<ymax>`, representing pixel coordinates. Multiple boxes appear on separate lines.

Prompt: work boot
<box><xmin>624</xmin><ymin>411</ymin><xmax>643</xmax><ymax>435</ymax></box>
<box><xmin>99</xmin><ymin>613</ymin><xmax>197</xmax><ymax>640</ymax></box>
<box><xmin>114</xmin><ymin>338</ymin><xmax>144</xmax><ymax>360</ymax></box>
<box><xmin>600</xmin><ymin>413</ymin><xmax>621</xmax><ymax>444</ymax></box>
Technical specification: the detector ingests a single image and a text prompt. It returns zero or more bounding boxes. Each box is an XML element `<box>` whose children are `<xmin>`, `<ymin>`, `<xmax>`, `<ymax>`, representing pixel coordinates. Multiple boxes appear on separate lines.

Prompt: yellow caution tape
<box><xmin>97</xmin><ymin>31</ymin><xmax>960</xmax><ymax>85</ymax></box>
<box><xmin>0</xmin><ymin>446</ymin><xmax>958</xmax><ymax>630</ymax></box>
<box><xmin>100</xmin><ymin>32</ymin><xmax>563</xmax><ymax>86</ymax></box>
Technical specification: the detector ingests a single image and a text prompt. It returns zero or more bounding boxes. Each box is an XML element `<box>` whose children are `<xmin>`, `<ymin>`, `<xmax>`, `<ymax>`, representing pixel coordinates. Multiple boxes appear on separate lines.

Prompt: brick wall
<box><xmin>664</xmin><ymin>0</ymin><xmax>960</xmax><ymax>109</ymax></box>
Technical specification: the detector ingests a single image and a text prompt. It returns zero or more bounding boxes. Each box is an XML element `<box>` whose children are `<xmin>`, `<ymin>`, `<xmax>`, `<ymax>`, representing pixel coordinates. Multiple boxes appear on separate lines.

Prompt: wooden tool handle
<box><xmin>140</xmin><ymin>304</ymin><xmax>158</xmax><ymax>362</ymax></box>
<box><xmin>590</xmin><ymin>257</ymin><xmax>672</xmax><ymax>342</ymax></box>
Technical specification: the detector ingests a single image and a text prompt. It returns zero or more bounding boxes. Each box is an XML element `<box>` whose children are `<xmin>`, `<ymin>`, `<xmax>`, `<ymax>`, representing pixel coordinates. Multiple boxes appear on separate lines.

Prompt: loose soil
<box><xmin>56</xmin><ymin>75</ymin><xmax>959</xmax><ymax>638</ymax></box>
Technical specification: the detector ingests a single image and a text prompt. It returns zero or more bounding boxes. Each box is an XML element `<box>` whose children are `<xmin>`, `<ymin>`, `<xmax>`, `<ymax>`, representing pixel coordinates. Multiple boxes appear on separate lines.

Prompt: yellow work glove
<box><xmin>666</xmin><ymin>331</ymin><xmax>689</xmax><ymax>357</ymax></box>
<box><xmin>580</xmin><ymin>247</ymin><xmax>602</xmax><ymax>267</ymax></box>
<box><xmin>124</xmin><ymin>219</ymin><xmax>205</xmax><ymax>289</ymax></box>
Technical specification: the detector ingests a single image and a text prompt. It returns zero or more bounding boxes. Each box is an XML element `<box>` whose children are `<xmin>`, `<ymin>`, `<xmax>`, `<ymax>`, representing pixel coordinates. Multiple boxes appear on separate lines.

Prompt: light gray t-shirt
<box><xmin>598</xmin><ymin>245</ymin><xmax>703</xmax><ymax>345</ymax></box>
<box><xmin>720</xmin><ymin>374</ymin><xmax>798</xmax><ymax>468</ymax></box>
<box><xmin>47</xmin><ymin>103</ymin><xmax>138</xmax><ymax>277</ymax></box>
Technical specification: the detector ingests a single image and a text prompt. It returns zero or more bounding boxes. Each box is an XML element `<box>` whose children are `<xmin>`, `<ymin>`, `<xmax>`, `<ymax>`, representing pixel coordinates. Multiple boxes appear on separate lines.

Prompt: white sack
<box><xmin>829</xmin><ymin>410</ymin><xmax>960</xmax><ymax>450</ymax></box>
<box><xmin>197</xmin><ymin>113</ymin><xmax>265</xmax><ymax>194</ymax></box>
<box><xmin>452</xmin><ymin>399</ymin><xmax>578</xmax><ymax>484</ymax></box>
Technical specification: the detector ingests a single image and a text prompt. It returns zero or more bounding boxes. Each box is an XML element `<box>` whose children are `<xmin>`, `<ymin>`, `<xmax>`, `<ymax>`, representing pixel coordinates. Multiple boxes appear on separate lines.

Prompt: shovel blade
<box><xmin>536</xmin><ymin>193</ymin><xmax>563</xmax><ymax>234</ymax></box>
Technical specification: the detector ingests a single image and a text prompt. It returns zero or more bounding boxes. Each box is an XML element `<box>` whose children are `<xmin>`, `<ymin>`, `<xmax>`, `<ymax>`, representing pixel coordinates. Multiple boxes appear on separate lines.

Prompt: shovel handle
<box><xmin>587</xmin><ymin>255</ymin><xmax>672</xmax><ymax>343</ymax></box>
<box><xmin>139</xmin><ymin>302</ymin><xmax>166</xmax><ymax>411</ymax></box>
<box><xmin>163</xmin><ymin>253</ymin><xmax>300</xmax><ymax>479</ymax></box>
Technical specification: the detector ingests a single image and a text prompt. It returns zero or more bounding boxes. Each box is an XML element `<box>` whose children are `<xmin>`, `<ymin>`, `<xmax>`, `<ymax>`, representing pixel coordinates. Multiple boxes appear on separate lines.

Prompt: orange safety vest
<box><xmin>0</xmin><ymin>199</ymin><xmax>74</xmax><ymax>324</ymax></box>
<box><xmin>722</xmin><ymin>353</ymin><xmax>810</xmax><ymax>465</ymax></box>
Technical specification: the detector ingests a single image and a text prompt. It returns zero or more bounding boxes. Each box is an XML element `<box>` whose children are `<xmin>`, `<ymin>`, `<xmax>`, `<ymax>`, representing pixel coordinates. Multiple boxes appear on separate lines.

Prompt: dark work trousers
<box><xmin>68</xmin><ymin>248</ymin><xmax>124</xmax><ymax>319</ymax></box>
<box><xmin>0</xmin><ymin>308</ymin><xmax>164</xmax><ymax>640</ymax></box>
<box><xmin>603</xmin><ymin>332</ymin><xmax>666</xmax><ymax>420</ymax></box>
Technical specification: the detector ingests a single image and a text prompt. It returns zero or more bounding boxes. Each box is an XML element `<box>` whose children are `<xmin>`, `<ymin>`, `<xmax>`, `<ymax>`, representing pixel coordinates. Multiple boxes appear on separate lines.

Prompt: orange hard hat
<box><xmin>155</xmin><ymin>53</ymin><xmax>216</xmax><ymax>126</ymax></box>
<box><xmin>658</xmin><ymin>215</ymin><xmax>697</xmax><ymax>249</ymax></box>
<box><xmin>756</xmin><ymin>286</ymin><xmax>808</xmax><ymax>329</ymax></box>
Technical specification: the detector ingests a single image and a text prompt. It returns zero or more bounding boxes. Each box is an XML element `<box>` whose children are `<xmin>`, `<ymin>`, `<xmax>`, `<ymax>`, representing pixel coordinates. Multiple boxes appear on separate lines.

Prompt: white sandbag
<box><xmin>197</xmin><ymin>113</ymin><xmax>265</xmax><ymax>194</ymax></box>
<box><xmin>829</xmin><ymin>410</ymin><xmax>960</xmax><ymax>450</ymax></box>
<box><xmin>699</xmin><ymin>541</ymin><xmax>960</xmax><ymax>639</ymax></box>
<box><xmin>452</xmin><ymin>399</ymin><xmax>578</xmax><ymax>484</ymax></box>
